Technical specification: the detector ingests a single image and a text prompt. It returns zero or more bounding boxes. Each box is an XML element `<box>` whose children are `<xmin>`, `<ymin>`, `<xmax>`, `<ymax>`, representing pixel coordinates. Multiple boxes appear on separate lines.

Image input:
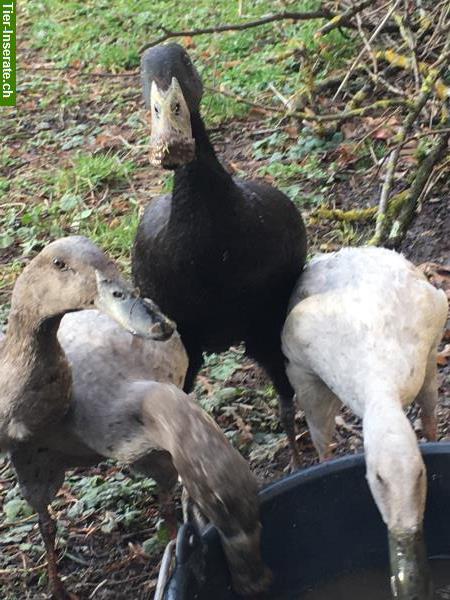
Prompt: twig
<box><xmin>356</xmin><ymin>12</ymin><xmax>378</xmax><ymax>77</ymax></box>
<box><xmin>316</xmin><ymin>0</ymin><xmax>373</xmax><ymax>37</ymax></box>
<box><xmin>0</xmin><ymin>560</ymin><xmax>47</xmax><ymax>576</ymax></box>
<box><xmin>398</xmin><ymin>127</ymin><xmax>450</xmax><ymax>149</ymax></box>
<box><xmin>301</xmin><ymin>98</ymin><xmax>407</xmax><ymax>122</ymax></box>
<box><xmin>394</xmin><ymin>12</ymin><xmax>420</xmax><ymax>92</ymax></box>
<box><xmin>362</xmin><ymin>65</ymin><xmax>405</xmax><ymax>96</ymax></box>
<box><xmin>89</xmin><ymin>579</ymin><xmax>108</xmax><ymax>598</ymax></box>
<box><xmin>288</xmin><ymin>67</ymin><xmax>367</xmax><ymax>111</ymax></box>
<box><xmin>268</xmin><ymin>83</ymin><xmax>290</xmax><ymax>108</ymax></box>
<box><xmin>64</xmin><ymin>551</ymin><xmax>91</xmax><ymax>567</ymax></box>
<box><xmin>373</xmin><ymin>148</ymin><xmax>398</xmax><ymax>243</ymax></box>
<box><xmin>0</xmin><ymin>513</ymin><xmax>36</xmax><ymax>529</ymax></box>
<box><xmin>204</xmin><ymin>85</ymin><xmax>283</xmax><ymax>114</ymax></box>
<box><xmin>333</xmin><ymin>0</ymin><xmax>402</xmax><ymax>100</ymax></box>
<box><xmin>353</xmin><ymin>107</ymin><xmax>402</xmax><ymax>151</ymax></box>
<box><xmin>206</xmin><ymin>85</ymin><xmax>407</xmax><ymax>121</ymax></box>
<box><xmin>139</xmin><ymin>10</ymin><xmax>333</xmax><ymax>53</ymax></box>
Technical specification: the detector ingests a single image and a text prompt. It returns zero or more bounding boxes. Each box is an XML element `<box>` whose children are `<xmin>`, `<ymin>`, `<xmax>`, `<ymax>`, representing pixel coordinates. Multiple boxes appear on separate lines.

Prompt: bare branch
<box><xmin>139</xmin><ymin>10</ymin><xmax>333</xmax><ymax>53</ymax></box>
<box><xmin>333</xmin><ymin>0</ymin><xmax>402</xmax><ymax>100</ymax></box>
<box><xmin>370</xmin><ymin>38</ymin><xmax>450</xmax><ymax>246</ymax></box>
<box><xmin>204</xmin><ymin>85</ymin><xmax>283</xmax><ymax>115</ymax></box>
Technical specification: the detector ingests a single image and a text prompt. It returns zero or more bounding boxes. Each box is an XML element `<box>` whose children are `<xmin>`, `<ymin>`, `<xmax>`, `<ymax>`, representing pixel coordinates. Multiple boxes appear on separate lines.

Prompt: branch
<box><xmin>315</xmin><ymin>0</ymin><xmax>373</xmax><ymax>37</ymax></box>
<box><xmin>139</xmin><ymin>10</ymin><xmax>333</xmax><ymax>53</ymax></box>
<box><xmin>204</xmin><ymin>85</ymin><xmax>283</xmax><ymax>115</ymax></box>
<box><xmin>370</xmin><ymin>39</ymin><xmax>450</xmax><ymax>246</ymax></box>
<box><xmin>387</xmin><ymin>130</ymin><xmax>450</xmax><ymax>247</ymax></box>
<box><xmin>205</xmin><ymin>85</ymin><xmax>407</xmax><ymax>121</ymax></box>
<box><xmin>312</xmin><ymin>207</ymin><xmax>377</xmax><ymax>222</ymax></box>
<box><xmin>333</xmin><ymin>0</ymin><xmax>402</xmax><ymax>100</ymax></box>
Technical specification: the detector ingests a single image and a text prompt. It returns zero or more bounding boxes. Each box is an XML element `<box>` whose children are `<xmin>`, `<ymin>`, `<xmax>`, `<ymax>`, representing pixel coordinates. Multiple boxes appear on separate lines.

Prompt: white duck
<box><xmin>282</xmin><ymin>246</ymin><xmax>448</xmax><ymax>600</ymax></box>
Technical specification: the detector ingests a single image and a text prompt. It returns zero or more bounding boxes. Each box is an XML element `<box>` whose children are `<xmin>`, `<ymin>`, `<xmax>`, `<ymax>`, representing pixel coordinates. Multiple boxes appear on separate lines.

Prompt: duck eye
<box><xmin>112</xmin><ymin>290</ymin><xmax>125</xmax><ymax>300</ymax></box>
<box><xmin>52</xmin><ymin>258</ymin><xmax>66</xmax><ymax>270</ymax></box>
<box><xmin>376</xmin><ymin>473</ymin><xmax>385</xmax><ymax>485</ymax></box>
<box><xmin>154</xmin><ymin>104</ymin><xmax>160</xmax><ymax>117</ymax></box>
<box><xmin>173</xmin><ymin>102</ymin><xmax>180</xmax><ymax>115</ymax></box>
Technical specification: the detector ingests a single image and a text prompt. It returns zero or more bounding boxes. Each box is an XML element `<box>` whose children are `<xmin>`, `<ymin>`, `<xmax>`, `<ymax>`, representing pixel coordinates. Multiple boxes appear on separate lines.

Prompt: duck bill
<box><xmin>388</xmin><ymin>528</ymin><xmax>433</xmax><ymax>600</ymax></box>
<box><xmin>94</xmin><ymin>272</ymin><xmax>175</xmax><ymax>341</ymax></box>
<box><xmin>148</xmin><ymin>77</ymin><xmax>195</xmax><ymax>169</ymax></box>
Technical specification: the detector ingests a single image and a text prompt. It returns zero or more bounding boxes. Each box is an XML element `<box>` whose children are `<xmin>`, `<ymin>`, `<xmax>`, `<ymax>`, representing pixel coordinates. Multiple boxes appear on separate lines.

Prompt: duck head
<box><xmin>12</xmin><ymin>236</ymin><xmax>174</xmax><ymax>341</ymax></box>
<box><xmin>141</xmin><ymin>43</ymin><xmax>202</xmax><ymax>169</ymax></box>
<box><xmin>364</xmin><ymin>412</ymin><xmax>432</xmax><ymax>600</ymax></box>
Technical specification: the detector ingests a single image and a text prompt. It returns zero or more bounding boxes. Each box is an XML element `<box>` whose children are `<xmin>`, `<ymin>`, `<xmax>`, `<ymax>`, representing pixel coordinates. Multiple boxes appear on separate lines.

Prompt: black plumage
<box><xmin>133</xmin><ymin>44</ymin><xmax>307</xmax><ymax>463</ymax></box>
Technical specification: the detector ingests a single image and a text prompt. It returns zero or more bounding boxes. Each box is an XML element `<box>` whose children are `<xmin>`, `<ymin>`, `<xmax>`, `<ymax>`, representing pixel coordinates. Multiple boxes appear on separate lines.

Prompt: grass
<box><xmin>1</xmin><ymin>0</ymin><xmax>357</xmax><ymax>300</ymax></box>
<box><xmin>24</xmin><ymin>0</ymin><xmax>354</xmax><ymax>121</ymax></box>
<box><xmin>52</xmin><ymin>152</ymin><xmax>136</xmax><ymax>196</ymax></box>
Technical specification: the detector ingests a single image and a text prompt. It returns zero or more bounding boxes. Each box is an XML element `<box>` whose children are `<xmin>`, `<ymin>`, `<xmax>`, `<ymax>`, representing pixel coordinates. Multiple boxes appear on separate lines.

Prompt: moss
<box><xmin>314</xmin><ymin>206</ymin><xmax>377</xmax><ymax>222</ymax></box>
<box><xmin>386</xmin><ymin>190</ymin><xmax>409</xmax><ymax>219</ymax></box>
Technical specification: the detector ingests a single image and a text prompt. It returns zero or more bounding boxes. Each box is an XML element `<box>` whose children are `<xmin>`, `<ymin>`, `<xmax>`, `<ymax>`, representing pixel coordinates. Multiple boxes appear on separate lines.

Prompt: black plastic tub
<box><xmin>163</xmin><ymin>443</ymin><xmax>450</xmax><ymax>599</ymax></box>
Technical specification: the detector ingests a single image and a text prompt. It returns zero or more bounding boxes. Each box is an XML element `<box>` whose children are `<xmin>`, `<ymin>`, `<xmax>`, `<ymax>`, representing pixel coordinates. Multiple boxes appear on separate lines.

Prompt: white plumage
<box><xmin>282</xmin><ymin>246</ymin><xmax>448</xmax><ymax>534</ymax></box>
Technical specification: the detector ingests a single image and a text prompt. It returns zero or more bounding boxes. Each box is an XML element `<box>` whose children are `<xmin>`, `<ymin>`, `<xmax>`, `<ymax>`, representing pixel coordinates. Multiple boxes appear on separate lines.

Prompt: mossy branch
<box><xmin>387</xmin><ymin>131</ymin><xmax>450</xmax><ymax>247</ymax></box>
<box><xmin>371</xmin><ymin>39</ymin><xmax>450</xmax><ymax>246</ymax></box>
<box><xmin>313</xmin><ymin>207</ymin><xmax>377</xmax><ymax>222</ymax></box>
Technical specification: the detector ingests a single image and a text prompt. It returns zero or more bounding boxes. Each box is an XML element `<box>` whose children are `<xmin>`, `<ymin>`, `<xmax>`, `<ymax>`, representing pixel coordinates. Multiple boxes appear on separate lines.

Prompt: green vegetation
<box><xmin>1</xmin><ymin>0</ymin><xmax>358</xmax><ymax>310</ymax></box>
<box><xmin>26</xmin><ymin>0</ymin><xmax>353</xmax><ymax>121</ymax></box>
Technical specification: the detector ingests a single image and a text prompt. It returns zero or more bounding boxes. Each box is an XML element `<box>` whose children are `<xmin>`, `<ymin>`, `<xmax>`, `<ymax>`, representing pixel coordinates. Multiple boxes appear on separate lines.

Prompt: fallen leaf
<box><xmin>418</xmin><ymin>262</ymin><xmax>450</xmax><ymax>294</ymax></box>
<box><xmin>224</xmin><ymin>60</ymin><xmax>240</xmax><ymax>68</ymax></box>
<box><xmin>437</xmin><ymin>344</ymin><xmax>450</xmax><ymax>366</ymax></box>
<box><xmin>183</xmin><ymin>36</ymin><xmax>195</xmax><ymax>49</ymax></box>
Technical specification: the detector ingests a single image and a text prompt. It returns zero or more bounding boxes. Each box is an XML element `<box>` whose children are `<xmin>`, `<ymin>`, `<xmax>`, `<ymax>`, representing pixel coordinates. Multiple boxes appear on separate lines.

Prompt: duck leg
<box><xmin>246</xmin><ymin>337</ymin><xmax>301</xmax><ymax>469</ymax></box>
<box><xmin>9</xmin><ymin>445</ymin><xmax>71</xmax><ymax>599</ymax></box>
<box><xmin>132</xmin><ymin>451</ymin><xmax>179</xmax><ymax>539</ymax></box>
<box><xmin>158</xmin><ymin>490</ymin><xmax>178</xmax><ymax>540</ymax></box>
<box><xmin>39</xmin><ymin>507</ymin><xmax>74</xmax><ymax>600</ymax></box>
<box><xmin>416</xmin><ymin>346</ymin><xmax>440</xmax><ymax>442</ymax></box>
<box><xmin>285</xmin><ymin>365</ymin><xmax>342</xmax><ymax>462</ymax></box>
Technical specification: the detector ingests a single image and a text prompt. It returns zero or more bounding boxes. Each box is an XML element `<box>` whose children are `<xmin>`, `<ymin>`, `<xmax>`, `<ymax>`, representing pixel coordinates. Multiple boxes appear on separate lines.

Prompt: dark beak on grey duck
<box><xmin>95</xmin><ymin>273</ymin><xmax>175</xmax><ymax>341</ymax></box>
<box><xmin>141</xmin><ymin>43</ymin><xmax>203</xmax><ymax>169</ymax></box>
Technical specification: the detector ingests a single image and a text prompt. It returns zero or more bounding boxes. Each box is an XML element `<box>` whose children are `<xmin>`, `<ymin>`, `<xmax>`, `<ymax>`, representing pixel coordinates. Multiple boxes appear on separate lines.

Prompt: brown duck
<box><xmin>0</xmin><ymin>236</ymin><xmax>270</xmax><ymax>599</ymax></box>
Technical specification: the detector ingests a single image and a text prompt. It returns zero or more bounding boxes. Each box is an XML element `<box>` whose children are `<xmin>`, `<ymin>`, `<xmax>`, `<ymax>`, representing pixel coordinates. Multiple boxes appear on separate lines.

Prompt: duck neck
<box><xmin>172</xmin><ymin>111</ymin><xmax>235</xmax><ymax>212</ymax></box>
<box><xmin>4</xmin><ymin>306</ymin><xmax>66</xmax><ymax>364</ymax></box>
<box><xmin>363</xmin><ymin>396</ymin><xmax>407</xmax><ymax>446</ymax></box>
<box><xmin>1</xmin><ymin>306</ymin><xmax>72</xmax><ymax>443</ymax></box>
<box><xmin>140</xmin><ymin>385</ymin><xmax>269</xmax><ymax>593</ymax></box>
<box><xmin>362</xmin><ymin>396</ymin><xmax>422</xmax><ymax>486</ymax></box>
